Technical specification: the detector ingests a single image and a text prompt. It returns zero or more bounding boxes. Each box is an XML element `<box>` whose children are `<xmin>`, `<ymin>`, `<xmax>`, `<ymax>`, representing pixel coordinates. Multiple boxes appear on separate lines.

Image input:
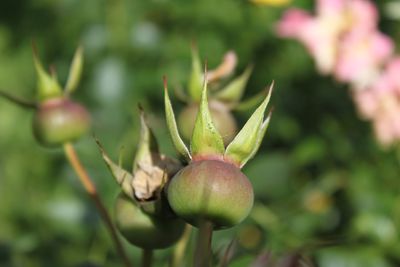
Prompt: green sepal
<box><xmin>65</xmin><ymin>46</ymin><xmax>84</xmax><ymax>95</ymax></box>
<box><xmin>215</xmin><ymin>65</ymin><xmax>253</xmax><ymax>104</ymax></box>
<box><xmin>233</xmin><ymin>89</ymin><xmax>268</xmax><ymax>112</ymax></box>
<box><xmin>32</xmin><ymin>48</ymin><xmax>63</xmax><ymax>102</ymax></box>
<box><xmin>225</xmin><ymin>82</ymin><xmax>273</xmax><ymax>168</ymax></box>
<box><xmin>190</xmin><ymin>77</ymin><xmax>225</xmax><ymax>158</ymax></box>
<box><xmin>188</xmin><ymin>45</ymin><xmax>203</xmax><ymax>102</ymax></box>
<box><xmin>164</xmin><ymin>78</ymin><xmax>191</xmax><ymax>161</ymax></box>
<box><xmin>174</xmin><ymin>86</ymin><xmax>189</xmax><ymax>102</ymax></box>
<box><xmin>133</xmin><ymin>106</ymin><xmax>160</xmax><ymax>173</ymax></box>
<box><xmin>241</xmin><ymin>111</ymin><xmax>272</xmax><ymax>168</ymax></box>
<box><xmin>95</xmin><ymin>138</ymin><xmax>135</xmax><ymax>199</ymax></box>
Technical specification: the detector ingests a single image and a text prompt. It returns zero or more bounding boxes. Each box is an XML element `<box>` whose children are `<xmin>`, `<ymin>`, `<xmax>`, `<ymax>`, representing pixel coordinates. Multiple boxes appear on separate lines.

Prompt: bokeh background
<box><xmin>1</xmin><ymin>0</ymin><xmax>400</xmax><ymax>266</ymax></box>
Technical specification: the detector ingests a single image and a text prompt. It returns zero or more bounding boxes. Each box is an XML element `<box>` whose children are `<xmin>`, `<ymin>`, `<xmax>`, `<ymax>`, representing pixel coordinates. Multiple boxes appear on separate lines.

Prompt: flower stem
<box><xmin>193</xmin><ymin>220</ymin><xmax>213</xmax><ymax>267</ymax></box>
<box><xmin>219</xmin><ymin>239</ymin><xmax>236</xmax><ymax>267</ymax></box>
<box><xmin>63</xmin><ymin>142</ymin><xmax>133</xmax><ymax>267</ymax></box>
<box><xmin>142</xmin><ymin>249</ymin><xmax>153</xmax><ymax>267</ymax></box>
<box><xmin>0</xmin><ymin>90</ymin><xmax>37</xmax><ymax>109</ymax></box>
<box><xmin>170</xmin><ymin>224</ymin><xmax>192</xmax><ymax>267</ymax></box>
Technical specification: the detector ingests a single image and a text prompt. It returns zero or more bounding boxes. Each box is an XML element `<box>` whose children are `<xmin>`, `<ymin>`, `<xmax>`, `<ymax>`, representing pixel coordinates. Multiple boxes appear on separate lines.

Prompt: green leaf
<box><xmin>164</xmin><ymin>78</ymin><xmax>191</xmax><ymax>161</ymax></box>
<box><xmin>95</xmin><ymin>138</ymin><xmax>135</xmax><ymax>199</ymax></box>
<box><xmin>65</xmin><ymin>46</ymin><xmax>84</xmax><ymax>94</ymax></box>
<box><xmin>32</xmin><ymin>46</ymin><xmax>63</xmax><ymax>102</ymax></box>
<box><xmin>190</xmin><ymin>77</ymin><xmax>225</xmax><ymax>158</ymax></box>
<box><xmin>133</xmin><ymin>106</ymin><xmax>159</xmax><ymax>173</ymax></box>
<box><xmin>225</xmin><ymin>83</ymin><xmax>273</xmax><ymax>168</ymax></box>
<box><xmin>215</xmin><ymin>65</ymin><xmax>253</xmax><ymax>104</ymax></box>
<box><xmin>188</xmin><ymin>45</ymin><xmax>203</xmax><ymax>102</ymax></box>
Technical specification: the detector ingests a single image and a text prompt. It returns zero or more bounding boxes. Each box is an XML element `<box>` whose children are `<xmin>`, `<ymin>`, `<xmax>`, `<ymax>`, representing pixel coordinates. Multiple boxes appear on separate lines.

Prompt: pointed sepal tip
<box><xmin>224</xmin><ymin>82</ymin><xmax>274</xmax><ymax>168</ymax></box>
<box><xmin>94</xmin><ymin>137</ymin><xmax>135</xmax><ymax>199</ymax></box>
<box><xmin>32</xmin><ymin>44</ymin><xmax>63</xmax><ymax>102</ymax></box>
<box><xmin>164</xmin><ymin>77</ymin><xmax>191</xmax><ymax>161</ymax></box>
<box><xmin>190</xmin><ymin>70</ymin><xmax>225</xmax><ymax>158</ymax></box>
<box><xmin>65</xmin><ymin>45</ymin><xmax>84</xmax><ymax>94</ymax></box>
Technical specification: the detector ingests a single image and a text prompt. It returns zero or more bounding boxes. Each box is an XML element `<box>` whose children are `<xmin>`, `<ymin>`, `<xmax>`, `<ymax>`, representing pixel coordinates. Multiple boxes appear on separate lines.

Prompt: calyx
<box><xmin>97</xmin><ymin>108</ymin><xmax>181</xmax><ymax>206</ymax></box>
<box><xmin>164</xmin><ymin>71</ymin><xmax>273</xmax><ymax>168</ymax></box>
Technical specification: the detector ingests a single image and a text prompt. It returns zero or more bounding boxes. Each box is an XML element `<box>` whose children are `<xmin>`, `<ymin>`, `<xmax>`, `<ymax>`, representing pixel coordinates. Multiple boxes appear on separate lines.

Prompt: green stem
<box><xmin>170</xmin><ymin>225</ymin><xmax>192</xmax><ymax>267</ymax></box>
<box><xmin>0</xmin><ymin>90</ymin><xmax>37</xmax><ymax>109</ymax></box>
<box><xmin>193</xmin><ymin>221</ymin><xmax>213</xmax><ymax>267</ymax></box>
<box><xmin>142</xmin><ymin>249</ymin><xmax>153</xmax><ymax>267</ymax></box>
<box><xmin>219</xmin><ymin>239</ymin><xmax>236</xmax><ymax>267</ymax></box>
<box><xmin>63</xmin><ymin>142</ymin><xmax>133</xmax><ymax>267</ymax></box>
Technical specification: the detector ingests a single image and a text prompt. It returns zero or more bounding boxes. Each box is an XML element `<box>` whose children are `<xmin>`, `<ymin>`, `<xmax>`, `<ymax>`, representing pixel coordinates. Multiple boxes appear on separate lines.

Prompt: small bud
<box><xmin>176</xmin><ymin>47</ymin><xmax>262</xmax><ymax>147</ymax></box>
<box><xmin>165</xmin><ymin>64</ymin><xmax>274</xmax><ymax>229</ymax></box>
<box><xmin>167</xmin><ymin>160</ymin><xmax>254</xmax><ymax>229</ymax></box>
<box><xmin>32</xmin><ymin>98</ymin><xmax>90</xmax><ymax>146</ymax></box>
<box><xmin>115</xmin><ymin>193</ymin><xmax>186</xmax><ymax>249</ymax></box>
<box><xmin>30</xmin><ymin>45</ymin><xmax>90</xmax><ymax>146</ymax></box>
<box><xmin>98</xmin><ymin>107</ymin><xmax>181</xmax><ymax>215</ymax></box>
<box><xmin>178</xmin><ymin>101</ymin><xmax>237</xmax><ymax>145</ymax></box>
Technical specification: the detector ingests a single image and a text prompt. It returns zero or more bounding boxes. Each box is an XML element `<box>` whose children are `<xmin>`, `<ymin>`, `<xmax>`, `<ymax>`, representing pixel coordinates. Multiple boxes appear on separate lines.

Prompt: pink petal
<box><xmin>276</xmin><ymin>9</ymin><xmax>311</xmax><ymax>37</ymax></box>
<box><xmin>348</xmin><ymin>0</ymin><xmax>379</xmax><ymax>33</ymax></box>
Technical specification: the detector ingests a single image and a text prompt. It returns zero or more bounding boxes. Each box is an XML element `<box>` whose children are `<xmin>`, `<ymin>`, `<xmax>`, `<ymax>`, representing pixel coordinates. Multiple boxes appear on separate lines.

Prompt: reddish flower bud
<box><xmin>32</xmin><ymin>98</ymin><xmax>90</xmax><ymax>146</ymax></box>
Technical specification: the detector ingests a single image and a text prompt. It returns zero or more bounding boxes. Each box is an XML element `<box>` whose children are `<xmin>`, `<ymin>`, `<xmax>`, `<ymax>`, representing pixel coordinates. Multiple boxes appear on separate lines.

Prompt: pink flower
<box><xmin>353</xmin><ymin>88</ymin><xmax>378</xmax><ymax>119</ymax></box>
<box><xmin>347</xmin><ymin>0</ymin><xmax>379</xmax><ymax>34</ymax></box>
<box><xmin>316</xmin><ymin>0</ymin><xmax>346</xmax><ymax>18</ymax></box>
<box><xmin>277</xmin><ymin>9</ymin><xmax>311</xmax><ymax>38</ymax></box>
<box><xmin>353</xmin><ymin>58</ymin><xmax>400</xmax><ymax>146</ymax></box>
<box><xmin>382</xmin><ymin>58</ymin><xmax>400</xmax><ymax>93</ymax></box>
<box><xmin>334</xmin><ymin>30</ymin><xmax>394</xmax><ymax>89</ymax></box>
<box><xmin>277</xmin><ymin>0</ymin><xmax>400</xmax><ymax>147</ymax></box>
<box><xmin>277</xmin><ymin>3</ymin><xmax>346</xmax><ymax>74</ymax></box>
<box><xmin>277</xmin><ymin>0</ymin><xmax>384</xmax><ymax>77</ymax></box>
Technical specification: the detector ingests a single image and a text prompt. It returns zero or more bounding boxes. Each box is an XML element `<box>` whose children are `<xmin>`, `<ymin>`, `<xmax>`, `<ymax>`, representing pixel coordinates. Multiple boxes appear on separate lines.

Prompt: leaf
<box><xmin>190</xmin><ymin>76</ymin><xmax>225</xmax><ymax>158</ymax></box>
<box><xmin>95</xmin><ymin>138</ymin><xmax>135</xmax><ymax>199</ymax></box>
<box><xmin>164</xmin><ymin>77</ymin><xmax>191</xmax><ymax>161</ymax></box>
<box><xmin>215</xmin><ymin>65</ymin><xmax>253</xmax><ymax>104</ymax></box>
<box><xmin>188</xmin><ymin>44</ymin><xmax>203</xmax><ymax>102</ymax></box>
<box><xmin>225</xmin><ymin>83</ymin><xmax>273</xmax><ymax>168</ymax></box>
<box><xmin>65</xmin><ymin>45</ymin><xmax>84</xmax><ymax>94</ymax></box>
<box><xmin>32</xmin><ymin>45</ymin><xmax>63</xmax><ymax>101</ymax></box>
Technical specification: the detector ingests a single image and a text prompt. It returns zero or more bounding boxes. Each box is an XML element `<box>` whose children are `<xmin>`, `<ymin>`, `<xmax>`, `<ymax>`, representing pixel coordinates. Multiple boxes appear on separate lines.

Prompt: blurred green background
<box><xmin>1</xmin><ymin>0</ymin><xmax>400</xmax><ymax>266</ymax></box>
